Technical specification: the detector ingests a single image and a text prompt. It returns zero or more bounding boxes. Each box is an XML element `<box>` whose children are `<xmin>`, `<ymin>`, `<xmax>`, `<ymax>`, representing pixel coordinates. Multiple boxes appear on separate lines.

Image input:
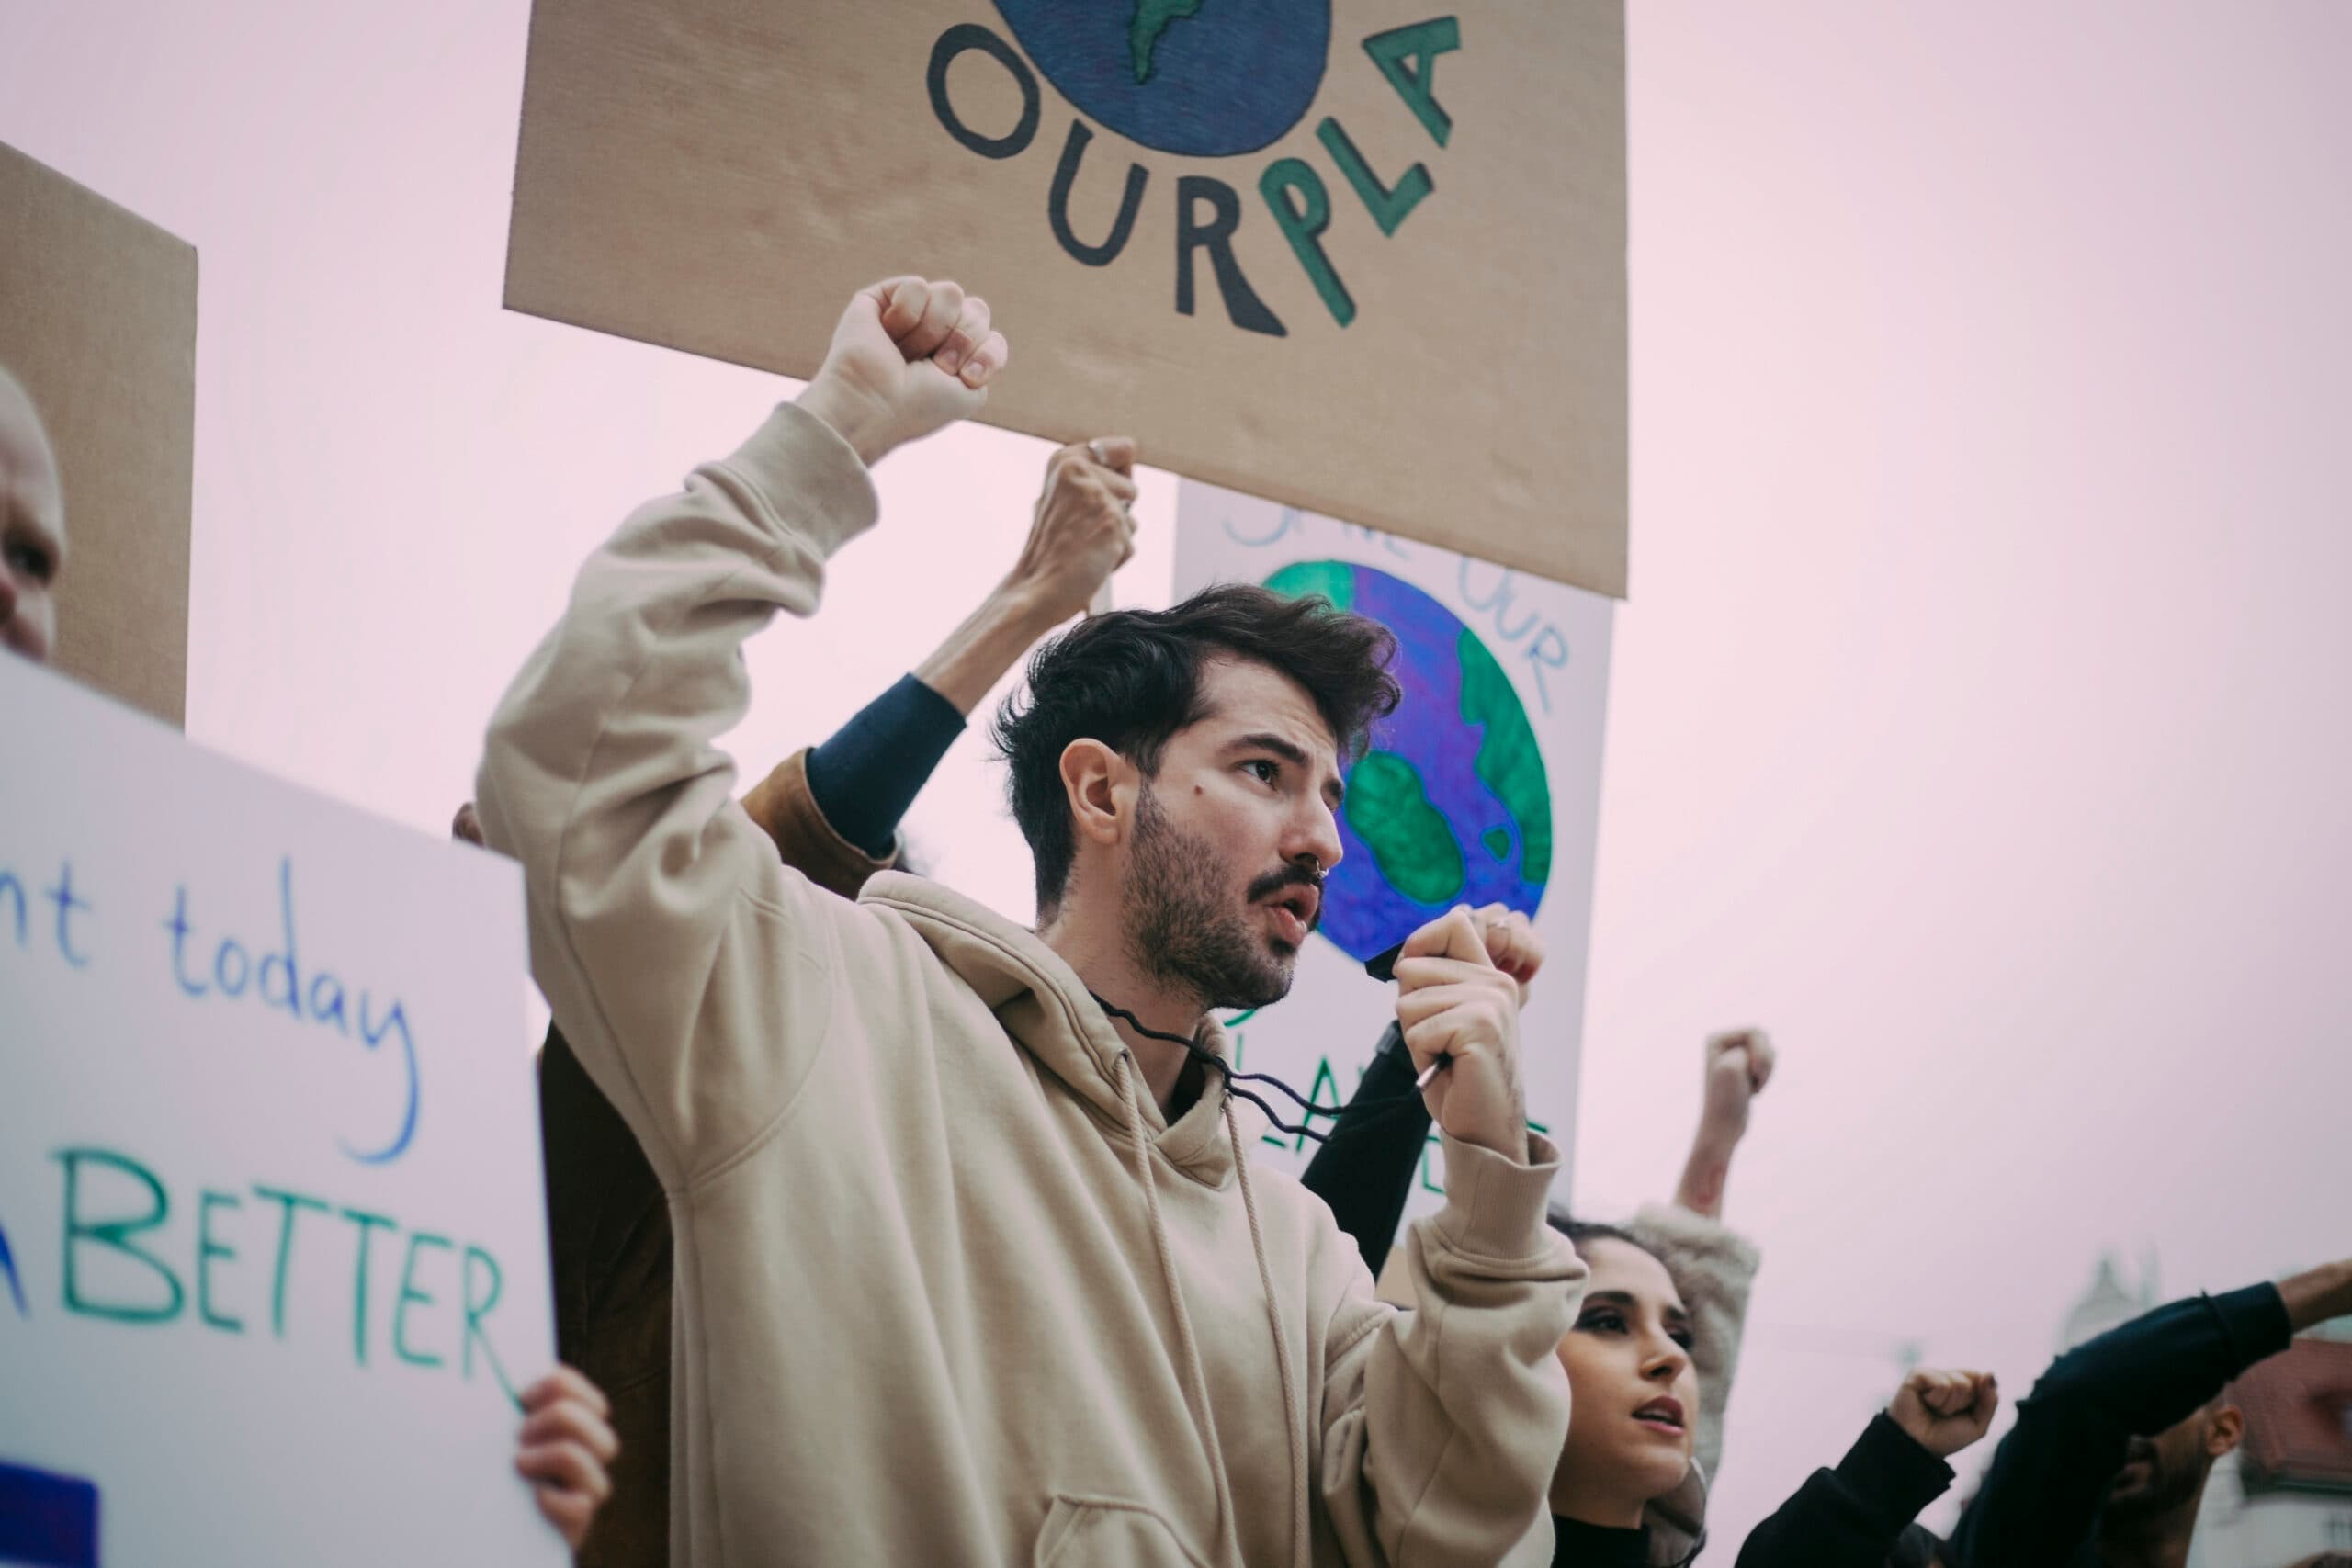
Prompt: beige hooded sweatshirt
<box><xmin>476</xmin><ymin>402</ymin><xmax>1586</xmax><ymax>1566</ymax></box>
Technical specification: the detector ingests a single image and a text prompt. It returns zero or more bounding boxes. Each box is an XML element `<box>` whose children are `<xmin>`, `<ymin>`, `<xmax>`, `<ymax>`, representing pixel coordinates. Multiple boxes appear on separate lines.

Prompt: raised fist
<box><xmin>1887</xmin><ymin>1368</ymin><xmax>1999</xmax><ymax>1460</ymax></box>
<box><xmin>796</xmin><ymin>276</ymin><xmax>1011</xmax><ymax>466</ymax></box>
<box><xmin>1471</xmin><ymin>903</ymin><xmax>1542</xmax><ymax>1005</ymax></box>
<box><xmin>1394</xmin><ymin>905</ymin><xmax>1530</xmax><ymax>1159</ymax></box>
<box><xmin>1698</xmin><ymin>1027</ymin><xmax>1774</xmax><ymax>1145</ymax></box>
<box><xmin>1002</xmin><ymin>437</ymin><xmax>1139</xmax><ymax>625</ymax></box>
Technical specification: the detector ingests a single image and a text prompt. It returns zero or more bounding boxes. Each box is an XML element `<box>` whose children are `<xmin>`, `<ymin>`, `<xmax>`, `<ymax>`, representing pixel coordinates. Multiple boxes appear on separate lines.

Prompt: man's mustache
<box><xmin>1246</xmin><ymin>863</ymin><xmax>1325</xmax><ymax>931</ymax></box>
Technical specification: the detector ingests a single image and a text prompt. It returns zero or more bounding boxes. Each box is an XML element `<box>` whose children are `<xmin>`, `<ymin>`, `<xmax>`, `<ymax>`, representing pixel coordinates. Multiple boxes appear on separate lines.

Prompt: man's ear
<box><xmin>1058</xmin><ymin>739</ymin><xmax>1135</xmax><ymax>852</ymax></box>
<box><xmin>2205</xmin><ymin>1404</ymin><xmax>2245</xmax><ymax>1458</ymax></box>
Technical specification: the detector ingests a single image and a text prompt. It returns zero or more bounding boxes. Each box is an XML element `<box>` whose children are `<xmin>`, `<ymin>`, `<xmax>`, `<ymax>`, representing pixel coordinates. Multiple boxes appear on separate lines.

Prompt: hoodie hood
<box><xmin>859</xmin><ymin>868</ymin><xmax>1242</xmax><ymax>1179</ymax></box>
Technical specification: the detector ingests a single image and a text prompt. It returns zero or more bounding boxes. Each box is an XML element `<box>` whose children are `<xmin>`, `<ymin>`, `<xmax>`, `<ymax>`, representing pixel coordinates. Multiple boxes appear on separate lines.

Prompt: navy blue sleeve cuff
<box><xmin>803</xmin><ymin>672</ymin><xmax>967</xmax><ymax>859</ymax></box>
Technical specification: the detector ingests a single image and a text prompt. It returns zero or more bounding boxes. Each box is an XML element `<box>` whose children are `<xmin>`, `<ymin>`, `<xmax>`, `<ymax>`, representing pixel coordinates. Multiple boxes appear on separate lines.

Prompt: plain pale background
<box><xmin>3</xmin><ymin>0</ymin><xmax>2346</xmax><ymax>1543</ymax></box>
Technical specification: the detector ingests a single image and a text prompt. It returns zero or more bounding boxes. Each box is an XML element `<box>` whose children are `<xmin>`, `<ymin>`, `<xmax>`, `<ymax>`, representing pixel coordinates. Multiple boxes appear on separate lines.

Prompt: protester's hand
<box><xmin>515</xmin><ymin>1366</ymin><xmax>618</xmax><ymax>1550</ymax></box>
<box><xmin>1394</xmin><ymin>906</ymin><xmax>1530</xmax><ymax>1159</ymax></box>
<box><xmin>1001</xmin><ymin>437</ymin><xmax>1139</xmax><ymax>626</ymax></box>
<box><xmin>1472</xmin><ymin>904</ymin><xmax>1542</xmax><ymax>1005</ymax></box>
<box><xmin>2278</xmin><ymin>1255</ymin><xmax>2352</xmax><ymax>1332</ymax></box>
<box><xmin>1887</xmin><ymin>1368</ymin><xmax>1999</xmax><ymax>1460</ymax></box>
<box><xmin>1697</xmin><ymin>1028</ymin><xmax>1774</xmax><ymax>1147</ymax></box>
<box><xmin>795</xmin><ymin>276</ymin><xmax>1010</xmax><ymax>467</ymax></box>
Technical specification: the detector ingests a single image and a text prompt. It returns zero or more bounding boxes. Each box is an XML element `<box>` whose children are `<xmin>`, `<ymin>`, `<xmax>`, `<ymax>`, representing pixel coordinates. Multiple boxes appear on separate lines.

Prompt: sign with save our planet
<box><xmin>1174</xmin><ymin>479</ymin><xmax>1613</xmax><ymax>1252</ymax></box>
<box><xmin>504</xmin><ymin>0</ymin><xmax>1630</xmax><ymax>598</ymax></box>
<box><xmin>0</xmin><ymin>658</ymin><xmax>563</xmax><ymax>1567</ymax></box>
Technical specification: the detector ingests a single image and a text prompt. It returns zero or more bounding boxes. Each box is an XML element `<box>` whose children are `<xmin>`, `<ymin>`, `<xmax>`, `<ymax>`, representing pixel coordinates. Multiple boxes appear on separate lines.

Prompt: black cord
<box><xmin>1090</xmin><ymin>993</ymin><xmax>1387</xmax><ymax>1145</ymax></box>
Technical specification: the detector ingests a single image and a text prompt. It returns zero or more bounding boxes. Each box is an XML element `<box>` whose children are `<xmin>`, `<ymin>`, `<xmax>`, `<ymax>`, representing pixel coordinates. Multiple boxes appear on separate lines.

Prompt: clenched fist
<box><xmin>1002</xmin><ymin>436</ymin><xmax>1139</xmax><ymax>625</ymax></box>
<box><xmin>796</xmin><ymin>276</ymin><xmax>1011</xmax><ymax>466</ymax></box>
<box><xmin>1394</xmin><ymin>905</ymin><xmax>1532</xmax><ymax>1159</ymax></box>
<box><xmin>1887</xmin><ymin>1368</ymin><xmax>1999</xmax><ymax>1460</ymax></box>
<box><xmin>1698</xmin><ymin>1027</ymin><xmax>1774</xmax><ymax>1146</ymax></box>
<box><xmin>1470</xmin><ymin>903</ymin><xmax>1542</xmax><ymax>1005</ymax></box>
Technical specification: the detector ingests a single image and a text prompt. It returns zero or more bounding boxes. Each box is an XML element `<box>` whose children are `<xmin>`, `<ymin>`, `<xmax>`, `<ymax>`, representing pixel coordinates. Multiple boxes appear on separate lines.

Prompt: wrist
<box><xmin>985</xmin><ymin>576</ymin><xmax>1068</xmax><ymax>639</ymax></box>
<box><xmin>795</xmin><ymin>378</ymin><xmax>892</xmax><ymax>468</ymax></box>
<box><xmin>2281</xmin><ymin>1258</ymin><xmax>2352</xmax><ymax>1330</ymax></box>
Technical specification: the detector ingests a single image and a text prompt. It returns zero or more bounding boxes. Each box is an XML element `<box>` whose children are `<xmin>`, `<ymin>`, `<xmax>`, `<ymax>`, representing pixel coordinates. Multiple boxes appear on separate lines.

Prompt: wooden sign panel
<box><xmin>0</xmin><ymin>141</ymin><xmax>197</xmax><ymax>725</ymax></box>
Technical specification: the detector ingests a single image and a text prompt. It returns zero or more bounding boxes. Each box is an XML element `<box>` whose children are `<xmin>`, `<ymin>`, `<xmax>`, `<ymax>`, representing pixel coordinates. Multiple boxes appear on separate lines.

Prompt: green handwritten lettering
<box><xmin>198</xmin><ymin>1189</ymin><xmax>244</xmax><ymax>1333</ymax></box>
<box><xmin>1261</xmin><ymin>159</ymin><xmax>1355</xmax><ymax>328</ymax></box>
<box><xmin>253</xmin><ymin>1182</ymin><xmax>329</xmax><ymax>1338</ymax></box>
<box><xmin>341</xmin><ymin>1207</ymin><xmax>397</xmax><ymax>1366</ymax></box>
<box><xmin>1363</xmin><ymin>17</ymin><xmax>1461</xmax><ymax>149</ymax></box>
<box><xmin>394</xmin><ymin>1232</ymin><xmax>453</xmax><ymax>1370</ymax></box>
<box><xmin>462</xmin><ymin>1245</ymin><xmax>518</xmax><ymax>1402</ymax></box>
<box><xmin>57</xmin><ymin>1147</ymin><xmax>184</xmax><ymax>1325</ymax></box>
<box><xmin>1317</xmin><ymin>118</ymin><xmax>1431</xmax><ymax>236</ymax></box>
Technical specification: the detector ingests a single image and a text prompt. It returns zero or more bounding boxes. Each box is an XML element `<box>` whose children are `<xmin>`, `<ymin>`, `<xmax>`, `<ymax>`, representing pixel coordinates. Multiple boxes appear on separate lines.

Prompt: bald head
<box><xmin>0</xmin><ymin>367</ymin><xmax>67</xmax><ymax>663</ymax></box>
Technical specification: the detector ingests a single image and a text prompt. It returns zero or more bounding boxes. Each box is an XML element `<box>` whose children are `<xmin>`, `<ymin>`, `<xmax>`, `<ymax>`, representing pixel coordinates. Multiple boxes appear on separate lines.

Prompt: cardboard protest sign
<box><xmin>1174</xmin><ymin>479</ymin><xmax>1612</xmax><ymax>1237</ymax></box>
<box><xmin>0</xmin><ymin>141</ymin><xmax>197</xmax><ymax>728</ymax></box>
<box><xmin>506</xmin><ymin>0</ymin><xmax>1629</xmax><ymax>597</ymax></box>
<box><xmin>0</xmin><ymin>659</ymin><xmax>563</xmax><ymax>1567</ymax></box>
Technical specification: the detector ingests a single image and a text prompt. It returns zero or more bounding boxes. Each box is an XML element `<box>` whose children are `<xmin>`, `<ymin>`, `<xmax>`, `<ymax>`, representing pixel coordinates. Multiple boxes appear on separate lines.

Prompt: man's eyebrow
<box><xmin>1231</xmin><ymin>731</ymin><xmax>1346</xmax><ymax>807</ymax></box>
<box><xmin>1230</xmin><ymin>731</ymin><xmax>1310</xmax><ymax>767</ymax></box>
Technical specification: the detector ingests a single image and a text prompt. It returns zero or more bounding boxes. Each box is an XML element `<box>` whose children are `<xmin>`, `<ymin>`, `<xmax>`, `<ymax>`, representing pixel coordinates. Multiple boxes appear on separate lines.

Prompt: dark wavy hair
<box><xmin>990</xmin><ymin>582</ymin><xmax>1398</xmax><ymax>916</ymax></box>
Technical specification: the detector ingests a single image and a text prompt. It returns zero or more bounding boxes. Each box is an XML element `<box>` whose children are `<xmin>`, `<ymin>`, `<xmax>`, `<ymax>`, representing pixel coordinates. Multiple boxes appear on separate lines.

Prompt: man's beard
<box><xmin>1123</xmin><ymin>784</ymin><xmax>1311</xmax><ymax>1011</ymax></box>
<box><xmin>2101</xmin><ymin>1435</ymin><xmax>2211</xmax><ymax>1525</ymax></box>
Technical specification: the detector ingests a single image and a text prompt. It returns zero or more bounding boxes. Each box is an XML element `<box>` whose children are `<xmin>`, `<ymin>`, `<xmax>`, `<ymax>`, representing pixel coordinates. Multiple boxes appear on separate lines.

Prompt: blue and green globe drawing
<box><xmin>1264</xmin><ymin>561</ymin><xmax>1553</xmax><ymax>961</ymax></box>
<box><xmin>991</xmin><ymin>0</ymin><xmax>1330</xmax><ymax>157</ymax></box>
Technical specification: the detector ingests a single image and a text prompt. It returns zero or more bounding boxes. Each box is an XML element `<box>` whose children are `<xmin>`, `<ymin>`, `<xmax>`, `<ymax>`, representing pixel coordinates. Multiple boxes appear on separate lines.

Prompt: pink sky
<box><xmin>5</xmin><ymin>0</ymin><xmax>2346</xmax><ymax>1543</ymax></box>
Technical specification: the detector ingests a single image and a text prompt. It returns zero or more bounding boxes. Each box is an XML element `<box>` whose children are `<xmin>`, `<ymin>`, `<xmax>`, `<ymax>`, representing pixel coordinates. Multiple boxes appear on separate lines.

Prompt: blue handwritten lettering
<box><xmin>0</xmin><ymin>869</ymin><xmax>27</xmax><ymax>948</ymax></box>
<box><xmin>345</xmin><ymin>998</ymin><xmax>419</xmax><ymax>1166</ymax></box>
<box><xmin>1223</xmin><ymin>504</ymin><xmax>1301</xmax><ymax>547</ymax></box>
<box><xmin>43</xmin><ymin>862</ymin><xmax>93</xmax><ymax>967</ymax></box>
<box><xmin>0</xmin><ymin>1216</ymin><xmax>26</xmax><ymax>1317</ymax></box>
<box><xmin>1456</xmin><ymin>558</ymin><xmax>1570</xmax><ymax>716</ymax></box>
<box><xmin>164</xmin><ymin>858</ymin><xmax>422</xmax><ymax>1165</ymax></box>
<box><xmin>213</xmin><ymin>936</ymin><xmax>252</xmax><ymax>997</ymax></box>
<box><xmin>163</xmin><ymin>886</ymin><xmax>208</xmax><ymax>997</ymax></box>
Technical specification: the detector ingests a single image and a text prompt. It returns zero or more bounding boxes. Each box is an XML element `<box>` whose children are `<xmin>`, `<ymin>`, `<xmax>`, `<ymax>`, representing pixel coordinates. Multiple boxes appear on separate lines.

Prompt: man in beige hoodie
<box><xmin>476</xmin><ymin>276</ymin><xmax>1586</xmax><ymax>1566</ymax></box>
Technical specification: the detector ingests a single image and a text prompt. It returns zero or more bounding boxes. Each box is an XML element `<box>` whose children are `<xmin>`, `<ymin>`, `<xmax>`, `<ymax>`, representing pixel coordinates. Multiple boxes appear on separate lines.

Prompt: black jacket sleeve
<box><xmin>1942</xmin><ymin>1282</ymin><xmax>2292</xmax><ymax>1568</ymax></box>
<box><xmin>1735</xmin><ymin>1413</ymin><xmax>1954</xmax><ymax>1568</ymax></box>
<box><xmin>1299</xmin><ymin>1023</ymin><xmax>1434</xmax><ymax>1278</ymax></box>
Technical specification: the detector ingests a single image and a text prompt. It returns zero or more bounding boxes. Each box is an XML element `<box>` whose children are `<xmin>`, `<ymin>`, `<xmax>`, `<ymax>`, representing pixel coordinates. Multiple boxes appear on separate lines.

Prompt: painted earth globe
<box><xmin>991</xmin><ymin>0</ymin><xmax>1330</xmax><ymax>157</ymax></box>
<box><xmin>1262</xmin><ymin>561</ymin><xmax>1553</xmax><ymax>963</ymax></box>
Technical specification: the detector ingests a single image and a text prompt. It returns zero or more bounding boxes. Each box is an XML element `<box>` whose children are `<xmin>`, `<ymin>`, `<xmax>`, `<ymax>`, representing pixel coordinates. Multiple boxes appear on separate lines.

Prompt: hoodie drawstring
<box><xmin>1114</xmin><ymin>1050</ymin><xmax>1241</xmax><ymax>1562</ymax></box>
<box><xmin>1227</xmin><ymin>1097</ymin><xmax>1310</xmax><ymax>1567</ymax></box>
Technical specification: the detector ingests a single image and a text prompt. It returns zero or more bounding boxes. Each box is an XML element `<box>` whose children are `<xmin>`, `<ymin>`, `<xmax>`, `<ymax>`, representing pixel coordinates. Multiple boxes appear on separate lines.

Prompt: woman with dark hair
<box><xmin>1544</xmin><ymin>1214</ymin><xmax>1999</xmax><ymax>1567</ymax></box>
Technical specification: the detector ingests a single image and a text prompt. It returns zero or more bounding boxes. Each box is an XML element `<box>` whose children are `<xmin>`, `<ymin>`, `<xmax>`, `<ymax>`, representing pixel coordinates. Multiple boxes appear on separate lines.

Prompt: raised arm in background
<box><xmin>1943</xmin><ymin>1256</ymin><xmax>2352</xmax><ymax>1568</ymax></box>
<box><xmin>1733</xmin><ymin>1369</ymin><xmax>1997</xmax><ymax>1568</ymax></box>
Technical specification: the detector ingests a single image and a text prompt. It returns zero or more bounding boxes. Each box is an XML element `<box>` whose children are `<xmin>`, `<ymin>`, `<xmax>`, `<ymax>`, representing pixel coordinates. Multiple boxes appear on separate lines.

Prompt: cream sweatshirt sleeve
<box><xmin>1317</xmin><ymin>1133</ymin><xmax>1585</xmax><ymax>1566</ymax></box>
<box><xmin>474</xmin><ymin>402</ymin><xmax>880</xmax><ymax>1189</ymax></box>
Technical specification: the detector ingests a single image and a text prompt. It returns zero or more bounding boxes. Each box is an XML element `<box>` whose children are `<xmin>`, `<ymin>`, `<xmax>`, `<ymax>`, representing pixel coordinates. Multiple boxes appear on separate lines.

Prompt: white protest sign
<box><xmin>1175</xmin><ymin>480</ymin><xmax>1611</xmax><ymax>1224</ymax></box>
<box><xmin>0</xmin><ymin>658</ymin><xmax>563</xmax><ymax>1568</ymax></box>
